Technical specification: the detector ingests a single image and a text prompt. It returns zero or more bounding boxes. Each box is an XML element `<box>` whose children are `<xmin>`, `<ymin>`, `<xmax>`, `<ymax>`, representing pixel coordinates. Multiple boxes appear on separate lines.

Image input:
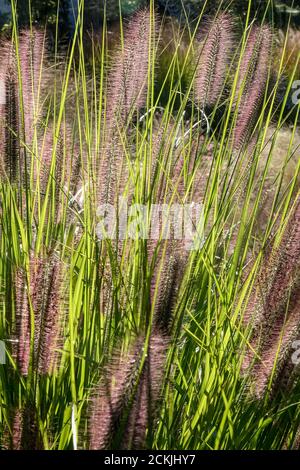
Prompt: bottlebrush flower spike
<box><xmin>90</xmin><ymin>244</ymin><xmax>184</xmax><ymax>449</ymax></box>
<box><xmin>19</xmin><ymin>29</ymin><xmax>45</xmax><ymax>143</ymax></box>
<box><xmin>3</xmin><ymin>406</ymin><xmax>41</xmax><ymax>450</ymax></box>
<box><xmin>233</xmin><ymin>25</ymin><xmax>273</xmax><ymax>151</ymax></box>
<box><xmin>89</xmin><ymin>341</ymin><xmax>143</xmax><ymax>450</ymax></box>
<box><xmin>194</xmin><ymin>14</ymin><xmax>235</xmax><ymax>109</ymax></box>
<box><xmin>36</xmin><ymin>255</ymin><xmax>64</xmax><ymax>375</ymax></box>
<box><xmin>123</xmin><ymin>333</ymin><xmax>169</xmax><ymax>449</ymax></box>
<box><xmin>10</xmin><ymin>409</ymin><xmax>23</xmax><ymax>450</ymax></box>
<box><xmin>98</xmin><ymin>8</ymin><xmax>155</xmax><ymax>207</ymax></box>
<box><xmin>14</xmin><ymin>252</ymin><xmax>64</xmax><ymax>376</ymax></box>
<box><xmin>106</xmin><ymin>8</ymin><xmax>154</xmax><ymax>127</ymax></box>
<box><xmin>15</xmin><ymin>406</ymin><xmax>40</xmax><ymax>450</ymax></box>
<box><xmin>0</xmin><ymin>29</ymin><xmax>47</xmax><ymax>182</ymax></box>
<box><xmin>242</xmin><ymin>196</ymin><xmax>300</xmax><ymax>398</ymax></box>
<box><xmin>150</xmin><ymin>243</ymin><xmax>185</xmax><ymax>333</ymax></box>
<box><xmin>0</xmin><ymin>42</ymin><xmax>20</xmax><ymax>182</ymax></box>
<box><xmin>89</xmin><ymin>332</ymin><xmax>168</xmax><ymax>450</ymax></box>
<box><xmin>39</xmin><ymin>126</ymin><xmax>64</xmax><ymax>208</ymax></box>
<box><xmin>98</xmin><ymin>131</ymin><xmax>126</xmax><ymax>208</ymax></box>
<box><xmin>93</xmin><ymin>236</ymin><xmax>187</xmax><ymax>449</ymax></box>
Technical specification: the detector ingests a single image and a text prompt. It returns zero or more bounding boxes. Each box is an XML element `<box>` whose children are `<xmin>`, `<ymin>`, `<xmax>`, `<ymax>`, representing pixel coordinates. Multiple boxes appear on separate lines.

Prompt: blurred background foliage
<box><xmin>1</xmin><ymin>0</ymin><xmax>300</xmax><ymax>119</ymax></box>
<box><xmin>1</xmin><ymin>0</ymin><xmax>300</xmax><ymax>115</ymax></box>
<box><xmin>1</xmin><ymin>1</ymin><xmax>300</xmax><ymax>31</ymax></box>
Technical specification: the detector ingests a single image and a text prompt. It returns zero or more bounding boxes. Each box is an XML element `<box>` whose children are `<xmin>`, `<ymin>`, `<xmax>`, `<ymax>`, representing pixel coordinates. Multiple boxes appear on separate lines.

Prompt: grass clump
<box><xmin>0</xmin><ymin>0</ymin><xmax>300</xmax><ymax>450</ymax></box>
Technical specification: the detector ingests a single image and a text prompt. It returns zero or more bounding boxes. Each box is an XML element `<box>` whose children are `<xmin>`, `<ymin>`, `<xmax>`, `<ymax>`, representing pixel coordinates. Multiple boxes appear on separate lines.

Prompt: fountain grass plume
<box><xmin>242</xmin><ymin>196</ymin><xmax>300</xmax><ymax>397</ymax></box>
<box><xmin>16</xmin><ymin>406</ymin><xmax>40</xmax><ymax>450</ymax></box>
<box><xmin>233</xmin><ymin>25</ymin><xmax>273</xmax><ymax>151</ymax></box>
<box><xmin>89</xmin><ymin>246</ymin><xmax>184</xmax><ymax>449</ymax></box>
<box><xmin>123</xmin><ymin>333</ymin><xmax>168</xmax><ymax>449</ymax></box>
<box><xmin>19</xmin><ymin>29</ymin><xmax>45</xmax><ymax>143</ymax></box>
<box><xmin>194</xmin><ymin>13</ymin><xmax>235</xmax><ymax>110</ymax></box>
<box><xmin>0</xmin><ymin>29</ymin><xmax>47</xmax><ymax>183</ymax></box>
<box><xmin>89</xmin><ymin>340</ymin><xmax>143</xmax><ymax>449</ymax></box>
<box><xmin>14</xmin><ymin>260</ymin><xmax>31</xmax><ymax>375</ymax></box>
<box><xmin>98</xmin><ymin>8</ymin><xmax>155</xmax><ymax>207</ymax></box>
<box><xmin>3</xmin><ymin>405</ymin><xmax>41</xmax><ymax>450</ymax></box>
<box><xmin>106</xmin><ymin>8</ymin><xmax>154</xmax><ymax>127</ymax></box>
<box><xmin>14</xmin><ymin>252</ymin><xmax>64</xmax><ymax>376</ymax></box>
<box><xmin>89</xmin><ymin>332</ymin><xmax>168</xmax><ymax>450</ymax></box>
<box><xmin>0</xmin><ymin>41</ymin><xmax>20</xmax><ymax>182</ymax></box>
<box><xmin>150</xmin><ymin>242</ymin><xmax>186</xmax><ymax>334</ymax></box>
<box><xmin>36</xmin><ymin>254</ymin><xmax>65</xmax><ymax>374</ymax></box>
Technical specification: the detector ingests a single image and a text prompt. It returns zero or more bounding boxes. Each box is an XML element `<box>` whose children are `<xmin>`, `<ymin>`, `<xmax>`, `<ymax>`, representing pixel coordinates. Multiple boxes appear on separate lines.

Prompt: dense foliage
<box><xmin>1</xmin><ymin>0</ymin><xmax>300</xmax><ymax>452</ymax></box>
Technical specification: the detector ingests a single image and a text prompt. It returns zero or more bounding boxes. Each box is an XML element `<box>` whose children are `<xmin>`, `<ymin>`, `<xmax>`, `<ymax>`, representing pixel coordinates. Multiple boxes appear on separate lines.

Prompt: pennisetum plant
<box><xmin>98</xmin><ymin>8</ymin><xmax>156</xmax><ymax>209</ymax></box>
<box><xmin>89</xmin><ymin>240</ymin><xmax>185</xmax><ymax>450</ymax></box>
<box><xmin>194</xmin><ymin>13</ymin><xmax>235</xmax><ymax>111</ymax></box>
<box><xmin>2</xmin><ymin>250</ymin><xmax>65</xmax><ymax>450</ymax></box>
<box><xmin>242</xmin><ymin>196</ymin><xmax>300</xmax><ymax>398</ymax></box>
<box><xmin>1</xmin><ymin>0</ymin><xmax>300</xmax><ymax>451</ymax></box>
<box><xmin>0</xmin><ymin>40</ymin><xmax>20</xmax><ymax>183</ymax></box>
<box><xmin>0</xmin><ymin>29</ymin><xmax>46</xmax><ymax>183</ymax></box>
<box><xmin>232</xmin><ymin>24</ymin><xmax>273</xmax><ymax>151</ymax></box>
<box><xmin>14</xmin><ymin>251</ymin><xmax>65</xmax><ymax>376</ymax></box>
